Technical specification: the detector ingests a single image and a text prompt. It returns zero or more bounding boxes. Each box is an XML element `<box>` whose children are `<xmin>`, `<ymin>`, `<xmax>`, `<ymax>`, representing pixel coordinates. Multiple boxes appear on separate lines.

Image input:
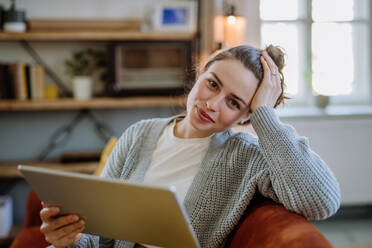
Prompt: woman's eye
<box><xmin>229</xmin><ymin>99</ymin><xmax>240</xmax><ymax>109</ymax></box>
<box><xmin>208</xmin><ymin>80</ymin><xmax>218</xmax><ymax>89</ymax></box>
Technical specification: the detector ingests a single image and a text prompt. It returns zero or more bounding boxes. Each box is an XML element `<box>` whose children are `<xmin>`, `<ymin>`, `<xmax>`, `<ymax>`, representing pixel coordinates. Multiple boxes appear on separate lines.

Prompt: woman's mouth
<box><xmin>197</xmin><ymin>107</ymin><xmax>214</xmax><ymax>123</ymax></box>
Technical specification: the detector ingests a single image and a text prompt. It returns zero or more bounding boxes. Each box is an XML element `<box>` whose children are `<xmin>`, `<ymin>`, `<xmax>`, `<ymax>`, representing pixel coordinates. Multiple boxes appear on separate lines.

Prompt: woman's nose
<box><xmin>206</xmin><ymin>94</ymin><xmax>224</xmax><ymax>112</ymax></box>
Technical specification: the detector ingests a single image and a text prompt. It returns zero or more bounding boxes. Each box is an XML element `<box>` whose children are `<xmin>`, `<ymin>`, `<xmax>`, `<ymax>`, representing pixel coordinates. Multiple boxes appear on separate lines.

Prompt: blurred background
<box><xmin>0</xmin><ymin>0</ymin><xmax>371</xmax><ymax>247</ymax></box>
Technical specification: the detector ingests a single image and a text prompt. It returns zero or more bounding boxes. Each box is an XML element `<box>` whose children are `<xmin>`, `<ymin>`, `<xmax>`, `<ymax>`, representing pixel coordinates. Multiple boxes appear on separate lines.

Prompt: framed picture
<box><xmin>152</xmin><ymin>1</ymin><xmax>197</xmax><ymax>33</ymax></box>
<box><xmin>106</xmin><ymin>41</ymin><xmax>194</xmax><ymax>97</ymax></box>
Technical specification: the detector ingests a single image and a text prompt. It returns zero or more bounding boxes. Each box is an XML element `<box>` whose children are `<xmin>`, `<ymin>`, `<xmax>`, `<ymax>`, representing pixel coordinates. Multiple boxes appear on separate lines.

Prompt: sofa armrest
<box><xmin>10</xmin><ymin>190</ymin><xmax>50</xmax><ymax>248</ymax></box>
<box><xmin>23</xmin><ymin>190</ymin><xmax>43</xmax><ymax>227</ymax></box>
<box><xmin>228</xmin><ymin>194</ymin><xmax>334</xmax><ymax>248</ymax></box>
<box><xmin>10</xmin><ymin>226</ymin><xmax>50</xmax><ymax>248</ymax></box>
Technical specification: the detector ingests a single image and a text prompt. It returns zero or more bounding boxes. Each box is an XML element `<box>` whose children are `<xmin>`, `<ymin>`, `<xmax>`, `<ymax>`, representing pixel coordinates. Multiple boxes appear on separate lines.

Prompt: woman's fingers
<box><xmin>260</xmin><ymin>55</ymin><xmax>276</xmax><ymax>86</ymax></box>
<box><xmin>41</xmin><ymin>214</ymin><xmax>80</xmax><ymax>234</ymax></box>
<box><xmin>46</xmin><ymin>219</ymin><xmax>85</xmax><ymax>241</ymax></box>
<box><xmin>260</xmin><ymin>55</ymin><xmax>271</xmax><ymax>78</ymax></box>
<box><xmin>261</xmin><ymin>52</ymin><xmax>281</xmax><ymax>89</ymax></box>
<box><xmin>40</xmin><ymin>207</ymin><xmax>60</xmax><ymax>222</ymax></box>
<box><xmin>250</xmin><ymin>53</ymin><xmax>282</xmax><ymax>112</ymax></box>
<box><xmin>262</xmin><ymin>51</ymin><xmax>279</xmax><ymax>74</ymax></box>
<box><xmin>40</xmin><ymin>206</ymin><xmax>85</xmax><ymax>247</ymax></box>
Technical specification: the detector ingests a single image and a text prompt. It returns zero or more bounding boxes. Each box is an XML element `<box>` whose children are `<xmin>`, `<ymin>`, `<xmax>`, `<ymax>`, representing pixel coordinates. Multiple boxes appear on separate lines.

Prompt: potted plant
<box><xmin>65</xmin><ymin>48</ymin><xmax>106</xmax><ymax>100</ymax></box>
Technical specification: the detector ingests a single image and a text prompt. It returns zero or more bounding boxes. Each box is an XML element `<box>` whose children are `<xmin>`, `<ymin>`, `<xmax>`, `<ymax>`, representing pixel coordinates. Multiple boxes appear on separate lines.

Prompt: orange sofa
<box><xmin>10</xmin><ymin>190</ymin><xmax>334</xmax><ymax>248</ymax></box>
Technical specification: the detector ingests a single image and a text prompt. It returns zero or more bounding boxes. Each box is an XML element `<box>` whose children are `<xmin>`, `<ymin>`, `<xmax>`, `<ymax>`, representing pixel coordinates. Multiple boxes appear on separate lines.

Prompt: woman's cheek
<box><xmin>196</xmin><ymin>83</ymin><xmax>212</xmax><ymax>100</ymax></box>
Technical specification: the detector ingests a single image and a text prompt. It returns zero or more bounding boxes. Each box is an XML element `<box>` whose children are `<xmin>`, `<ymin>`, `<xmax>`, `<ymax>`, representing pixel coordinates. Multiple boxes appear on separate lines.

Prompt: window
<box><xmin>260</xmin><ymin>0</ymin><xmax>370</xmax><ymax>105</ymax></box>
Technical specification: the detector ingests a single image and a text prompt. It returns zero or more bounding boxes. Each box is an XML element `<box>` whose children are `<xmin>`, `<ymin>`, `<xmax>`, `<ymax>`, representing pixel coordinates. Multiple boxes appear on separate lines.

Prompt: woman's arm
<box><xmin>251</xmin><ymin>105</ymin><xmax>341</xmax><ymax>220</ymax></box>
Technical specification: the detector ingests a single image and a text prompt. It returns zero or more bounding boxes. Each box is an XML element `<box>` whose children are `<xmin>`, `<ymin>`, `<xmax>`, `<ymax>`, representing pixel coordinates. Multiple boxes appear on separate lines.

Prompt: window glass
<box><xmin>260</xmin><ymin>0</ymin><xmax>299</xmax><ymax>20</ymax></box>
<box><xmin>312</xmin><ymin>23</ymin><xmax>354</xmax><ymax>95</ymax></box>
<box><xmin>312</xmin><ymin>0</ymin><xmax>369</xmax><ymax>21</ymax></box>
<box><xmin>261</xmin><ymin>23</ymin><xmax>301</xmax><ymax>96</ymax></box>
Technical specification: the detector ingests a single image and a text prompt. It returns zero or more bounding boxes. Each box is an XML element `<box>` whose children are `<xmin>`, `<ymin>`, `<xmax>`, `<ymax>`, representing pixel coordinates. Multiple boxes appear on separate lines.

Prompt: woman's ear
<box><xmin>237</xmin><ymin>111</ymin><xmax>252</xmax><ymax>125</ymax></box>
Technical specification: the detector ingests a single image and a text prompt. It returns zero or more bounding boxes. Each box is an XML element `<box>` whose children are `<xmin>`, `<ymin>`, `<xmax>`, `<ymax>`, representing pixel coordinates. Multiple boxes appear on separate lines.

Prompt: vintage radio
<box><xmin>107</xmin><ymin>41</ymin><xmax>194</xmax><ymax>96</ymax></box>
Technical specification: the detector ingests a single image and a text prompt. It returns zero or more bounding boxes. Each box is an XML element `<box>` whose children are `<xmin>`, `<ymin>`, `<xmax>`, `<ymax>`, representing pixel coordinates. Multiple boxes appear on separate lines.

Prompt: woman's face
<box><xmin>185</xmin><ymin>59</ymin><xmax>260</xmax><ymax>136</ymax></box>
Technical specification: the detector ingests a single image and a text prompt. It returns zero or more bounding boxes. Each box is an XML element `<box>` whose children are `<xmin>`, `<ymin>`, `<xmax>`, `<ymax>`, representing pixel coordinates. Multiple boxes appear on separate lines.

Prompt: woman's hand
<box><xmin>250</xmin><ymin>51</ymin><xmax>282</xmax><ymax>112</ymax></box>
<box><xmin>40</xmin><ymin>202</ymin><xmax>85</xmax><ymax>248</ymax></box>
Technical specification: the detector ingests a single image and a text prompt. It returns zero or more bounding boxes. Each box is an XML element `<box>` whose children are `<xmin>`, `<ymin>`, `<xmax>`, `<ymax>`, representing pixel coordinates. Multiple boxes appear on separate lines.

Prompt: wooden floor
<box><xmin>338</xmin><ymin>246</ymin><xmax>372</xmax><ymax>248</ymax></box>
<box><xmin>313</xmin><ymin>218</ymin><xmax>372</xmax><ymax>247</ymax></box>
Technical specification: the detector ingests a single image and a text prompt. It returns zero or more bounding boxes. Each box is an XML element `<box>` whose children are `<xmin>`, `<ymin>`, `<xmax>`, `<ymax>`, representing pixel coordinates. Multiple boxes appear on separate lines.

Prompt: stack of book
<box><xmin>0</xmin><ymin>62</ymin><xmax>45</xmax><ymax>100</ymax></box>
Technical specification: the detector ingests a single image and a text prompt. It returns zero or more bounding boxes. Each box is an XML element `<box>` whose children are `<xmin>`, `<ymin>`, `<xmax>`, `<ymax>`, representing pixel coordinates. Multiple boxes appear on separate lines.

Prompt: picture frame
<box><xmin>106</xmin><ymin>41</ymin><xmax>194</xmax><ymax>97</ymax></box>
<box><xmin>152</xmin><ymin>1</ymin><xmax>197</xmax><ymax>33</ymax></box>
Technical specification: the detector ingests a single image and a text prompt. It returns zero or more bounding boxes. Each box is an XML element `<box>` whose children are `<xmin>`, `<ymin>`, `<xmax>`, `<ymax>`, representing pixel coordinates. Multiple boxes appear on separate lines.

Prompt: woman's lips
<box><xmin>197</xmin><ymin>106</ymin><xmax>214</xmax><ymax>123</ymax></box>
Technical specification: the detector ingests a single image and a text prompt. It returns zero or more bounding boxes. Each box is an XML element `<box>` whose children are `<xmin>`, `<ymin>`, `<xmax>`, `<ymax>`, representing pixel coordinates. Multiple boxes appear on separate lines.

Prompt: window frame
<box><xmin>260</xmin><ymin>0</ymin><xmax>372</xmax><ymax>106</ymax></box>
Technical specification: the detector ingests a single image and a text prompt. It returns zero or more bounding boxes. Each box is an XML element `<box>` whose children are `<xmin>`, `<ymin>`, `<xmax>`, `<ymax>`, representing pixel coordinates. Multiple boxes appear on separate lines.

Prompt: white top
<box><xmin>143</xmin><ymin>118</ymin><xmax>213</xmax><ymax>201</ymax></box>
<box><xmin>142</xmin><ymin>118</ymin><xmax>212</xmax><ymax>248</ymax></box>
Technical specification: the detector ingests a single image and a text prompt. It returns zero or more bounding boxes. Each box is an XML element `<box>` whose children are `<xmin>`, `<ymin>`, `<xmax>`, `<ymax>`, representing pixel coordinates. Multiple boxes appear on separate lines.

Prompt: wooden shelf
<box><xmin>0</xmin><ymin>30</ymin><xmax>196</xmax><ymax>41</ymax></box>
<box><xmin>0</xmin><ymin>96</ymin><xmax>186</xmax><ymax>111</ymax></box>
<box><xmin>0</xmin><ymin>160</ymin><xmax>99</xmax><ymax>178</ymax></box>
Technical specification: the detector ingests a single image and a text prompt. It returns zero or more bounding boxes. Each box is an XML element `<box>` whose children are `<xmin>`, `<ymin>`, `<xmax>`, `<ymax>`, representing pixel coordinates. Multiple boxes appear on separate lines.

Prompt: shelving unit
<box><xmin>0</xmin><ymin>30</ymin><xmax>196</xmax><ymax>41</ymax></box>
<box><xmin>0</xmin><ymin>28</ymin><xmax>191</xmax><ymax>180</ymax></box>
<box><xmin>0</xmin><ymin>6</ymin><xmax>208</xmax><ymax>244</ymax></box>
<box><xmin>0</xmin><ymin>96</ymin><xmax>187</xmax><ymax>111</ymax></box>
<box><xmin>0</xmin><ymin>96</ymin><xmax>187</xmax><ymax>179</ymax></box>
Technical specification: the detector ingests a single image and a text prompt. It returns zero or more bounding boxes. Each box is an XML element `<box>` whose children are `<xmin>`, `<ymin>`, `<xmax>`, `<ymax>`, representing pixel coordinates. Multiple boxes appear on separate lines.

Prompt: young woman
<box><xmin>40</xmin><ymin>45</ymin><xmax>341</xmax><ymax>248</ymax></box>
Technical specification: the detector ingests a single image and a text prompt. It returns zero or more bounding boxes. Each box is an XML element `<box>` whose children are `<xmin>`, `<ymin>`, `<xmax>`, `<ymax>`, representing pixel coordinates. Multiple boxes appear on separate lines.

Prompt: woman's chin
<box><xmin>190</xmin><ymin>112</ymin><xmax>214</xmax><ymax>132</ymax></box>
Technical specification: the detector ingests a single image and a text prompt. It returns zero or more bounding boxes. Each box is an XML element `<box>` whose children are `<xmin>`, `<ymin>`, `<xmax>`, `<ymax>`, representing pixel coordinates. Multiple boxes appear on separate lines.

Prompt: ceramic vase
<box><xmin>72</xmin><ymin>76</ymin><xmax>92</xmax><ymax>100</ymax></box>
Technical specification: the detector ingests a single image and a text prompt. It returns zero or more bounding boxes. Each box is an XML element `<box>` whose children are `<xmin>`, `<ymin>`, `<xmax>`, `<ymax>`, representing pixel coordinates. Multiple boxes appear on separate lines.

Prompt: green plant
<box><xmin>304</xmin><ymin>58</ymin><xmax>313</xmax><ymax>94</ymax></box>
<box><xmin>65</xmin><ymin>48</ymin><xmax>106</xmax><ymax>76</ymax></box>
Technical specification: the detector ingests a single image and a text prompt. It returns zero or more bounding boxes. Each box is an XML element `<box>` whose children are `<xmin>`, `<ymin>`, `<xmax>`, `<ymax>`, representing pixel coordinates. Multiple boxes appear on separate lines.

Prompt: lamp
<box><xmin>214</xmin><ymin>1</ymin><xmax>246</xmax><ymax>49</ymax></box>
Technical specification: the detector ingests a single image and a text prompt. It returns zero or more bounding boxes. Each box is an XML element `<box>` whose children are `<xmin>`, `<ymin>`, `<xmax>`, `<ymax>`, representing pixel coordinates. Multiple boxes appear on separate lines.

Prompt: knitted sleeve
<box><xmin>100</xmin><ymin>121</ymin><xmax>140</xmax><ymax>179</ymax></box>
<box><xmin>250</xmin><ymin>105</ymin><xmax>341</xmax><ymax>220</ymax></box>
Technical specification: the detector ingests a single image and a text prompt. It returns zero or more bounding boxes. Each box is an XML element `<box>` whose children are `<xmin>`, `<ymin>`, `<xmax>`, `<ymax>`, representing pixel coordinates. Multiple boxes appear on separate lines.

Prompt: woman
<box><xmin>40</xmin><ymin>45</ymin><xmax>341</xmax><ymax>248</ymax></box>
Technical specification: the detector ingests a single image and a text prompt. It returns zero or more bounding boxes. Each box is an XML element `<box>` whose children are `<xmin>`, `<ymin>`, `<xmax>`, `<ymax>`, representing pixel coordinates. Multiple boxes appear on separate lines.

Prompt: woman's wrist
<box><xmin>250</xmin><ymin>104</ymin><xmax>267</xmax><ymax>113</ymax></box>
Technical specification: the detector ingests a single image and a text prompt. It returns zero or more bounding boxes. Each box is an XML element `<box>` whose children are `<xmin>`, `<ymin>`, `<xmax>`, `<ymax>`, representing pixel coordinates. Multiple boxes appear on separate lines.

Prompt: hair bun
<box><xmin>265</xmin><ymin>45</ymin><xmax>285</xmax><ymax>71</ymax></box>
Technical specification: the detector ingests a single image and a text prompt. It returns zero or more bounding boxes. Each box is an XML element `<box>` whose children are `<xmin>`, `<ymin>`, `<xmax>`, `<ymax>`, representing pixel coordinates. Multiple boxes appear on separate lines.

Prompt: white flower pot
<box><xmin>315</xmin><ymin>95</ymin><xmax>329</xmax><ymax>109</ymax></box>
<box><xmin>72</xmin><ymin>76</ymin><xmax>92</xmax><ymax>100</ymax></box>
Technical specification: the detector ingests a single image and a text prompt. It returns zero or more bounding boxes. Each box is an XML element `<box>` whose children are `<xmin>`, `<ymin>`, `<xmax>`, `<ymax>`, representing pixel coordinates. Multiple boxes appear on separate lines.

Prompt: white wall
<box><xmin>240</xmin><ymin>0</ymin><xmax>261</xmax><ymax>47</ymax></box>
<box><xmin>0</xmin><ymin>0</ymin><xmax>167</xmax><ymax>19</ymax></box>
<box><xmin>282</xmin><ymin>115</ymin><xmax>372</xmax><ymax>205</ymax></box>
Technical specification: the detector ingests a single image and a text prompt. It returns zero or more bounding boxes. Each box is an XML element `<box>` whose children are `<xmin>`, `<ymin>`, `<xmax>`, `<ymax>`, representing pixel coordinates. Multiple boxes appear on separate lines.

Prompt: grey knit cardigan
<box><xmin>65</xmin><ymin>106</ymin><xmax>341</xmax><ymax>248</ymax></box>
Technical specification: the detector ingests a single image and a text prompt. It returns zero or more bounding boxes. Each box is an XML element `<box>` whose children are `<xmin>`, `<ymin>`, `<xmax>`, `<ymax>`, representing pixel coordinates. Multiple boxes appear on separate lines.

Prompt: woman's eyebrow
<box><xmin>210</xmin><ymin>72</ymin><xmax>248</xmax><ymax>106</ymax></box>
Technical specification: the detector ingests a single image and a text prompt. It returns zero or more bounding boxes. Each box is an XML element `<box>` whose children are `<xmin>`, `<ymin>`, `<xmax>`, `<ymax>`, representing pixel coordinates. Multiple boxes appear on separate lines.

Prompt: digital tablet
<box><xmin>18</xmin><ymin>165</ymin><xmax>200</xmax><ymax>248</ymax></box>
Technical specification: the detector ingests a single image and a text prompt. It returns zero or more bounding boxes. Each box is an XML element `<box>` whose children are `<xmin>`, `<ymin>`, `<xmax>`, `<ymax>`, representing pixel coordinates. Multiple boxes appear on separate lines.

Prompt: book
<box><xmin>8</xmin><ymin>63</ymin><xmax>28</xmax><ymax>100</ymax></box>
<box><xmin>0</xmin><ymin>63</ymin><xmax>46</xmax><ymax>100</ymax></box>
<box><xmin>37</xmin><ymin>65</ymin><xmax>45</xmax><ymax>99</ymax></box>
<box><xmin>29</xmin><ymin>64</ymin><xmax>38</xmax><ymax>99</ymax></box>
<box><xmin>0</xmin><ymin>64</ymin><xmax>15</xmax><ymax>99</ymax></box>
<box><xmin>0</xmin><ymin>64</ymin><xmax>7</xmax><ymax>99</ymax></box>
<box><xmin>25</xmin><ymin>64</ymin><xmax>32</xmax><ymax>99</ymax></box>
<box><xmin>30</xmin><ymin>64</ymin><xmax>45</xmax><ymax>100</ymax></box>
<box><xmin>22</xmin><ymin>64</ymin><xmax>28</xmax><ymax>99</ymax></box>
